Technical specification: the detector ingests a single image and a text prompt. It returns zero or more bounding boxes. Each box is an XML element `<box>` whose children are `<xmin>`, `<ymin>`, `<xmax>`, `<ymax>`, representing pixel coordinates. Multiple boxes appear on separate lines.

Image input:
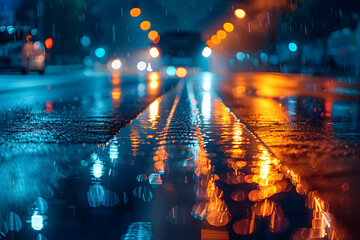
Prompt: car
<box><xmin>0</xmin><ymin>26</ymin><xmax>46</xmax><ymax>74</ymax></box>
<box><xmin>150</xmin><ymin>31</ymin><xmax>211</xmax><ymax>73</ymax></box>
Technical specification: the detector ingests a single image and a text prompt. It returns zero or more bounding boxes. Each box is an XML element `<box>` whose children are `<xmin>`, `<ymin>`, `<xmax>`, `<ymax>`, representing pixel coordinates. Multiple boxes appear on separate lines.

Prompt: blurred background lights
<box><xmin>211</xmin><ymin>35</ymin><xmax>220</xmax><ymax>45</ymax></box>
<box><xmin>202</xmin><ymin>47</ymin><xmax>212</xmax><ymax>58</ymax></box>
<box><xmin>137</xmin><ymin>61</ymin><xmax>147</xmax><ymax>71</ymax></box>
<box><xmin>202</xmin><ymin>77</ymin><xmax>211</xmax><ymax>90</ymax></box>
<box><xmin>206</xmin><ymin>40</ymin><xmax>214</xmax><ymax>48</ymax></box>
<box><xmin>111</xmin><ymin>59</ymin><xmax>121</xmax><ymax>70</ymax></box>
<box><xmin>176</xmin><ymin>67</ymin><xmax>187</xmax><ymax>78</ymax></box>
<box><xmin>288</xmin><ymin>42</ymin><xmax>298</xmax><ymax>52</ymax></box>
<box><xmin>235</xmin><ymin>9</ymin><xmax>246</xmax><ymax>19</ymax></box>
<box><xmin>140</xmin><ymin>21</ymin><xmax>151</xmax><ymax>31</ymax></box>
<box><xmin>31</xmin><ymin>28</ymin><xmax>38</xmax><ymax>36</ymax></box>
<box><xmin>130</xmin><ymin>7</ymin><xmax>141</xmax><ymax>17</ymax></box>
<box><xmin>260</xmin><ymin>52</ymin><xmax>268</xmax><ymax>62</ymax></box>
<box><xmin>217</xmin><ymin>30</ymin><xmax>227</xmax><ymax>39</ymax></box>
<box><xmin>149</xmin><ymin>72</ymin><xmax>160</xmax><ymax>81</ymax></box>
<box><xmin>44</xmin><ymin>38</ymin><xmax>53</xmax><ymax>49</ymax></box>
<box><xmin>149</xmin><ymin>47</ymin><xmax>159</xmax><ymax>58</ymax></box>
<box><xmin>166</xmin><ymin>66</ymin><xmax>176</xmax><ymax>76</ymax></box>
<box><xmin>148</xmin><ymin>30</ymin><xmax>159</xmax><ymax>41</ymax></box>
<box><xmin>31</xmin><ymin>212</ymin><xmax>44</xmax><ymax>231</ymax></box>
<box><xmin>7</xmin><ymin>26</ymin><xmax>15</xmax><ymax>34</ymax></box>
<box><xmin>34</xmin><ymin>41</ymin><xmax>41</xmax><ymax>49</ymax></box>
<box><xmin>236</xmin><ymin>52</ymin><xmax>246</xmax><ymax>61</ymax></box>
<box><xmin>80</xmin><ymin>36</ymin><xmax>91</xmax><ymax>47</ymax></box>
<box><xmin>95</xmin><ymin>47</ymin><xmax>106</xmax><ymax>58</ymax></box>
<box><xmin>223</xmin><ymin>22</ymin><xmax>234</xmax><ymax>32</ymax></box>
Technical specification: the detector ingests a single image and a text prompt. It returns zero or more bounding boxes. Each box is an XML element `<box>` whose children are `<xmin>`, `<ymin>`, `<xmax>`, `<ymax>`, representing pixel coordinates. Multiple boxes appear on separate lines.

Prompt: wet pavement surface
<box><xmin>215</xmin><ymin>72</ymin><xmax>360</xmax><ymax>239</ymax></box>
<box><xmin>0</xmin><ymin>71</ymin><xmax>359</xmax><ymax>239</ymax></box>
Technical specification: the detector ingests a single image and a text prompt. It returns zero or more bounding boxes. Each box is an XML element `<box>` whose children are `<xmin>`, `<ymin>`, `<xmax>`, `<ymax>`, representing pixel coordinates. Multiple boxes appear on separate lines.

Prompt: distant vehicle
<box><xmin>150</xmin><ymin>31</ymin><xmax>211</xmax><ymax>72</ymax></box>
<box><xmin>0</xmin><ymin>26</ymin><xmax>45</xmax><ymax>74</ymax></box>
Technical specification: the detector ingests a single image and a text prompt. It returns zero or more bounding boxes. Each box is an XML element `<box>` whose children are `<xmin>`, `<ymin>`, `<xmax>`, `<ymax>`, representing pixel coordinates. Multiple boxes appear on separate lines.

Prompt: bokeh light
<box><xmin>202</xmin><ymin>47</ymin><xmax>212</xmax><ymax>58</ymax></box>
<box><xmin>149</xmin><ymin>47</ymin><xmax>160</xmax><ymax>58</ymax></box>
<box><xmin>176</xmin><ymin>67</ymin><xmax>187</xmax><ymax>78</ymax></box>
<box><xmin>166</xmin><ymin>66</ymin><xmax>176</xmax><ymax>76</ymax></box>
<box><xmin>80</xmin><ymin>36</ymin><xmax>91</xmax><ymax>47</ymax></box>
<box><xmin>130</xmin><ymin>8</ymin><xmax>141</xmax><ymax>17</ymax></box>
<box><xmin>217</xmin><ymin>30</ymin><xmax>227</xmax><ymax>39</ymax></box>
<box><xmin>235</xmin><ymin>9</ymin><xmax>246</xmax><ymax>19</ymax></box>
<box><xmin>140</xmin><ymin>21</ymin><xmax>151</xmax><ymax>31</ymax></box>
<box><xmin>44</xmin><ymin>38</ymin><xmax>53</xmax><ymax>49</ymax></box>
<box><xmin>95</xmin><ymin>47</ymin><xmax>106</xmax><ymax>58</ymax></box>
<box><xmin>206</xmin><ymin>40</ymin><xmax>214</xmax><ymax>48</ymax></box>
<box><xmin>211</xmin><ymin>35</ymin><xmax>220</xmax><ymax>45</ymax></box>
<box><xmin>137</xmin><ymin>61</ymin><xmax>147</xmax><ymax>71</ymax></box>
<box><xmin>111</xmin><ymin>59</ymin><xmax>121</xmax><ymax>70</ymax></box>
<box><xmin>149</xmin><ymin>72</ymin><xmax>160</xmax><ymax>81</ymax></box>
<box><xmin>223</xmin><ymin>22</ymin><xmax>234</xmax><ymax>32</ymax></box>
<box><xmin>288</xmin><ymin>42</ymin><xmax>298</xmax><ymax>52</ymax></box>
<box><xmin>236</xmin><ymin>52</ymin><xmax>246</xmax><ymax>61</ymax></box>
<box><xmin>148</xmin><ymin>30</ymin><xmax>159</xmax><ymax>41</ymax></box>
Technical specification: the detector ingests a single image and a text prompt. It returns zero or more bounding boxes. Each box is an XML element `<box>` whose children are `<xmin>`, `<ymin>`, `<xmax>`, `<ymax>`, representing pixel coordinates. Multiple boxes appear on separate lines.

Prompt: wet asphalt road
<box><xmin>0</xmin><ymin>69</ymin><xmax>359</xmax><ymax>240</ymax></box>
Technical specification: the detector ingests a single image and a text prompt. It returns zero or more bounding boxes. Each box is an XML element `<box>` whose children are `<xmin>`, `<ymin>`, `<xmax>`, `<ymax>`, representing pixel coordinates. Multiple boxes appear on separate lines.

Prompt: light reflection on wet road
<box><xmin>216</xmin><ymin>72</ymin><xmax>360</xmax><ymax>239</ymax></box>
<box><xmin>0</xmin><ymin>71</ymin><xmax>359</xmax><ymax>239</ymax></box>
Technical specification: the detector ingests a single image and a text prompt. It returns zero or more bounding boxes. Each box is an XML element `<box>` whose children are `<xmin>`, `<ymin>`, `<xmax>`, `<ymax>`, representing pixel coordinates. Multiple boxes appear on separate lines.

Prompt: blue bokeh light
<box><xmin>80</xmin><ymin>36</ymin><xmax>91</xmax><ymax>47</ymax></box>
<box><xmin>166</xmin><ymin>66</ymin><xmax>176</xmax><ymax>76</ymax></box>
<box><xmin>236</xmin><ymin>52</ymin><xmax>246</xmax><ymax>61</ymax></box>
<box><xmin>95</xmin><ymin>47</ymin><xmax>106</xmax><ymax>58</ymax></box>
<box><xmin>288</xmin><ymin>42</ymin><xmax>298</xmax><ymax>52</ymax></box>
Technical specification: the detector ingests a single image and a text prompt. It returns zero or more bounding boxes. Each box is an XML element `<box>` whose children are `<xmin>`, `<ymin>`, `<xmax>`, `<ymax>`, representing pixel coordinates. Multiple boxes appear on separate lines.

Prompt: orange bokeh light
<box><xmin>26</xmin><ymin>34</ymin><xmax>32</xmax><ymax>42</ymax></box>
<box><xmin>45</xmin><ymin>38</ymin><xmax>53</xmax><ymax>49</ymax></box>
<box><xmin>148</xmin><ymin>30</ymin><xmax>159</xmax><ymax>41</ymax></box>
<box><xmin>223</xmin><ymin>22</ymin><xmax>234</xmax><ymax>32</ymax></box>
<box><xmin>211</xmin><ymin>35</ymin><xmax>220</xmax><ymax>45</ymax></box>
<box><xmin>235</xmin><ymin>9</ymin><xmax>246</xmax><ymax>19</ymax></box>
<box><xmin>130</xmin><ymin>8</ymin><xmax>141</xmax><ymax>17</ymax></box>
<box><xmin>149</xmin><ymin>72</ymin><xmax>160</xmax><ymax>81</ymax></box>
<box><xmin>140</xmin><ymin>21</ymin><xmax>151</xmax><ymax>31</ymax></box>
<box><xmin>217</xmin><ymin>30</ymin><xmax>227</xmax><ymax>39</ymax></box>
<box><xmin>176</xmin><ymin>67</ymin><xmax>187</xmax><ymax>78</ymax></box>
<box><xmin>206</xmin><ymin>40</ymin><xmax>214</xmax><ymax>48</ymax></box>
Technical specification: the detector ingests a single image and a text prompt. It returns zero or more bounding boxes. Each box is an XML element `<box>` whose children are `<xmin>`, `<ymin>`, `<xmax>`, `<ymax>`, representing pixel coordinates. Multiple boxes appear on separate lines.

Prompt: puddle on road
<box><xmin>0</xmin><ymin>74</ymin><xmax>349</xmax><ymax>239</ymax></box>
